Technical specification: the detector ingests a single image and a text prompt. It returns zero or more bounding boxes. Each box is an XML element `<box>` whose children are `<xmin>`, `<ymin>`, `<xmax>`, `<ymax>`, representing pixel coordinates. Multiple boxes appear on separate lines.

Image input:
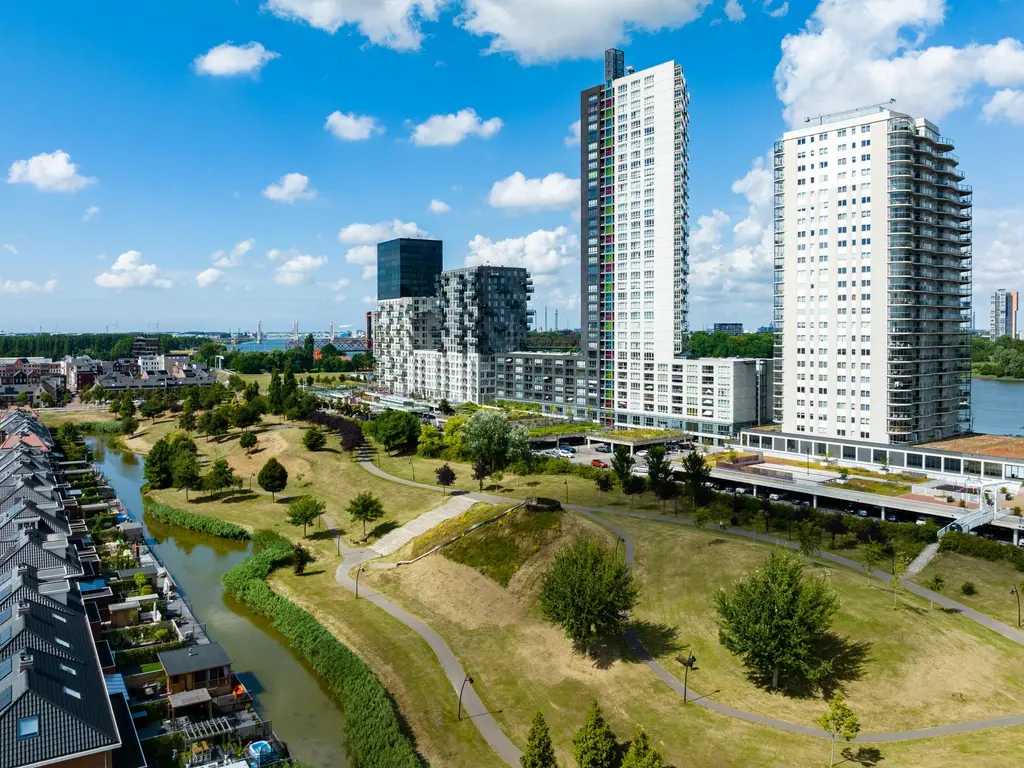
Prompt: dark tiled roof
<box><xmin>0</xmin><ymin>531</ymin><xmax>83</xmax><ymax>580</ymax></box>
<box><xmin>159</xmin><ymin>642</ymin><xmax>231</xmax><ymax>676</ymax></box>
<box><xmin>0</xmin><ymin>501</ymin><xmax>70</xmax><ymax>541</ymax></box>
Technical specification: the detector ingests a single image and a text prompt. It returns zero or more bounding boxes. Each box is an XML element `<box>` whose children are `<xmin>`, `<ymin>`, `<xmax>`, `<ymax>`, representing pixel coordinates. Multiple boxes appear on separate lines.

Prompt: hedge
<box><xmin>222</xmin><ymin>531</ymin><xmax>422</xmax><ymax>768</ymax></box>
<box><xmin>130</xmin><ymin>698</ymin><xmax>169</xmax><ymax>720</ymax></box>
<box><xmin>115</xmin><ymin>640</ymin><xmax>188</xmax><ymax>670</ymax></box>
<box><xmin>939</xmin><ymin>531</ymin><xmax>1024</xmax><ymax>571</ymax></box>
<box><xmin>78</xmin><ymin>421</ymin><xmax>125</xmax><ymax>435</ymax></box>
<box><xmin>143</xmin><ymin>498</ymin><xmax>250</xmax><ymax>540</ymax></box>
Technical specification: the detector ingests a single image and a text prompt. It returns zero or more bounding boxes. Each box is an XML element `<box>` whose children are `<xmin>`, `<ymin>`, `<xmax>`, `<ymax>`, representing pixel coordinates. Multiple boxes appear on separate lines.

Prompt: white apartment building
<box><xmin>580</xmin><ymin>49</ymin><xmax>690</xmax><ymax>426</ymax></box>
<box><xmin>773</xmin><ymin>106</ymin><xmax>972</xmax><ymax>445</ymax></box>
<box><xmin>990</xmin><ymin>288</ymin><xmax>1018</xmax><ymax>339</ymax></box>
<box><xmin>374</xmin><ymin>296</ymin><xmax>439</xmax><ymax>398</ymax></box>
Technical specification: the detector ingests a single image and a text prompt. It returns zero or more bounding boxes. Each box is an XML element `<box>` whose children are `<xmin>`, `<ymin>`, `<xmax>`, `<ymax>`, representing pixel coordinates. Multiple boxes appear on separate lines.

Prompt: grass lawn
<box><xmin>914</xmin><ymin>551</ymin><xmax>1024</xmax><ymax>628</ymax></box>
<box><xmin>359</xmin><ymin>508</ymin><xmax>1024</xmax><ymax>766</ymax></box>
<box><xmin>41</xmin><ymin>409</ymin><xmax>119</xmax><ymax>427</ymax></box>
<box><xmin>617</xmin><ymin>514</ymin><xmax>1024</xmax><ymax>732</ymax></box>
<box><xmin>377</xmin><ymin>451</ymin><xmax>673</xmax><ymax>514</ymax></box>
<box><xmin>268</xmin><ymin>567</ymin><xmax>504</xmax><ymax>767</ymax></box>
<box><xmin>444</xmin><ymin>505</ymin><xmax>563</xmax><ymax>586</ymax></box>
<box><xmin>132</xmin><ymin>419</ymin><xmax>440</xmax><ymax>558</ymax></box>
<box><xmin>216</xmin><ymin>371</ymin><xmax>273</xmax><ymax>392</ymax></box>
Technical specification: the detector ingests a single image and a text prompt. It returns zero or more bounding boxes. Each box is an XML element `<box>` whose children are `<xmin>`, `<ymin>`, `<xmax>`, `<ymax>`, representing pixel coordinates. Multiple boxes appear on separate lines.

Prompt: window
<box><xmin>17</xmin><ymin>716</ymin><xmax>40</xmax><ymax>740</ymax></box>
<box><xmin>60</xmin><ymin>663</ymin><xmax>76</xmax><ymax>676</ymax></box>
<box><xmin>64</xmin><ymin>686</ymin><xmax>81</xmax><ymax>699</ymax></box>
<box><xmin>52</xmin><ymin>612</ymin><xmax>67</xmax><ymax>623</ymax></box>
<box><xmin>55</xmin><ymin>637</ymin><xmax>70</xmax><ymax>648</ymax></box>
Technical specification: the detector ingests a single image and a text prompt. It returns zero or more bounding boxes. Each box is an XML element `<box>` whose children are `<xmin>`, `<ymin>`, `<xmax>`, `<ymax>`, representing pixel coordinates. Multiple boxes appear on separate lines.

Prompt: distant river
<box><xmin>970</xmin><ymin>378</ymin><xmax>1024</xmax><ymax>436</ymax></box>
<box><xmin>234</xmin><ymin>339</ymin><xmax>291</xmax><ymax>352</ymax></box>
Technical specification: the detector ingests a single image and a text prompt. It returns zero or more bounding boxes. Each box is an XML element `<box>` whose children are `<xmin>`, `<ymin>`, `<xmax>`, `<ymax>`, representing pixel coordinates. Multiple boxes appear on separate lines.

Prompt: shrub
<box><xmin>115</xmin><ymin>640</ymin><xmax>188</xmax><ymax>670</ymax></box>
<box><xmin>529</xmin><ymin>497</ymin><xmax>563</xmax><ymax>512</ymax></box>
<box><xmin>961</xmin><ymin>581</ymin><xmax>977</xmax><ymax>596</ymax></box>
<box><xmin>222</xmin><ymin>531</ymin><xmax>421</xmax><ymax>768</ymax></box>
<box><xmin>939</xmin><ymin>531</ymin><xmax>1024</xmax><ymax>571</ymax></box>
<box><xmin>143</xmin><ymin>498</ymin><xmax>250</xmax><ymax>540</ymax></box>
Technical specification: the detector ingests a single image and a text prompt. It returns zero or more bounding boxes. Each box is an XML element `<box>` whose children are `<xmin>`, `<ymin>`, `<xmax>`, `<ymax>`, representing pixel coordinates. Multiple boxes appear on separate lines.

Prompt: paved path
<box><xmin>369</xmin><ymin>494</ymin><xmax>477</xmax><ymax>556</ymax></box>
<box><xmin>321</xmin><ymin>510</ymin><xmax>521</xmax><ymax>766</ymax></box>
<box><xmin>353</xmin><ymin>458</ymin><xmax>1024</xmax><ymax>744</ymax></box>
<box><xmin>906</xmin><ymin>541</ymin><xmax>941</xmax><ymax>577</ymax></box>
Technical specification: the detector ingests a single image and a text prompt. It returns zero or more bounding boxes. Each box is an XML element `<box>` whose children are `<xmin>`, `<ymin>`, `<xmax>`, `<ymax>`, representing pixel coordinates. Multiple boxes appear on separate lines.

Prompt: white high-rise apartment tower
<box><xmin>579</xmin><ymin>49</ymin><xmax>690</xmax><ymax>427</ymax></box>
<box><xmin>773</xmin><ymin>106</ymin><xmax>972</xmax><ymax>445</ymax></box>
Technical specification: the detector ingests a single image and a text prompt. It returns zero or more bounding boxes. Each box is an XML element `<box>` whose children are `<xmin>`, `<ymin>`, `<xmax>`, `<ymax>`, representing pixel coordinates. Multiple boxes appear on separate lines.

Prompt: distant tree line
<box><xmin>972</xmin><ymin>335</ymin><xmax>1024</xmax><ymax>379</ymax></box>
<box><xmin>0</xmin><ymin>333</ymin><xmax>213</xmax><ymax>360</ymax></box>
<box><xmin>686</xmin><ymin>331</ymin><xmax>773</xmax><ymax>359</ymax></box>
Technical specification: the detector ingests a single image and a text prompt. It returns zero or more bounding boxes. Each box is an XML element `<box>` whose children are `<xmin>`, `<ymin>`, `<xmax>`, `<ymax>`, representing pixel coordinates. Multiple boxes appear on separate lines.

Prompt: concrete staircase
<box><xmin>906</xmin><ymin>542</ymin><xmax>940</xmax><ymax>578</ymax></box>
<box><xmin>369</xmin><ymin>494</ymin><xmax>477</xmax><ymax>556</ymax></box>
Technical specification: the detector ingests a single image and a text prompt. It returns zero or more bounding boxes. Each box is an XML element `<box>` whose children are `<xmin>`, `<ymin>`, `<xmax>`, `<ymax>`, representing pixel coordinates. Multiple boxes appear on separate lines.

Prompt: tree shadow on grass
<box><xmin>746</xmin><ymin>633</ymin><xmax>871</xmax><ymax>699</ymax></box>
<box><xmin>221</xmin><ymin>492</ymin><xmax>258</xmax><ymax>504</ymax></box>
<box><xmin>840</xmin><ymin>746</ymin><xmax>885</xmax><ymax>766</ymax></box>
<box><xmin>588</xmin><ymin>621</ymin><xmax>683</xmax><ymax>670</ymax></box>
<box><xmin>297</xmin><ymin>568</ymin><xmax>326</xmax><ymax>577</ymax></box>
<box><xmin>368</xmin><ymin>520</ymin><xmax>401</xmax><ymax>539</ymax></box>
<box><xmin>307</xmin><ymin>529</ymin><xmax>341</xmax><ymax>542</ymax></box>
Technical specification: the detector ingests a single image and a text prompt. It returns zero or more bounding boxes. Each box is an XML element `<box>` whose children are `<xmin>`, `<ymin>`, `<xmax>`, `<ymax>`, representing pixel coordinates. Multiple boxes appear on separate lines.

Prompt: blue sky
<box><xmin>1</xmin><ymin>0</ymin><xmax>1022</xmax><ymax>334</ymax></box>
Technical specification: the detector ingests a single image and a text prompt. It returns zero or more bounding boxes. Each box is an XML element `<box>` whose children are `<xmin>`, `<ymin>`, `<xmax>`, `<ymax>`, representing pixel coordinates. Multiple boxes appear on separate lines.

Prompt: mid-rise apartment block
<box><xmin>374</xmin><ymin>296</ymin><xmax>440</xmax><ymax>398</ymax></box>
<box><xmin>713</xmin><ymin>323</ymin><xmax>744</xmax><ymax>336</ymax></box>
<box><xmin>376</xmin><ymin>238</ymin><xmax>443</xmax><ymax>301</ymax></box>
<box><xmin>579</xmin><ymin>49</ymin><xmax>690</xmax><ymax>423</ymax></box>
<box><xmin>773</xmin><ymin>106</ymin><xmax>972</xmax><ymax>445</ymax></box>
<box><xmin>990</xmin><ymin>288</ymin><xmax>1018</xmax><ymax>339</ymax></box>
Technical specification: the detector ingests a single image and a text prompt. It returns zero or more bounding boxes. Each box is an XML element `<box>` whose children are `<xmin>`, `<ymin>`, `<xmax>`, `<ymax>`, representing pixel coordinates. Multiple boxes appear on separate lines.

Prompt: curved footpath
<box><xmin>347</xmin><ymin>458</ymin><xmax>1024</xmax><ymax>749</ymax></box>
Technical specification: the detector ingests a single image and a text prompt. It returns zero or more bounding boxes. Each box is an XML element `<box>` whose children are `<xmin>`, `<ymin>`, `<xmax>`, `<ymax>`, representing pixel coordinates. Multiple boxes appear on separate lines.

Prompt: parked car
<box><xmin>856</xmin><ymin>509</ymin><xmax>869</xmax><ymax>518</ymax></box>
<box><xmin>884</xmin><ymin>513</ymin><xmax>899</xmax><ymax>522</ymax></box>
<box><xmin>556</xmin><ymin>449</ymin><xmax>574</xmax><ymax>459</ymax></box>
<box><xmin>915</xmin><ymin>517</ymin><xmax>928</xmax><ymax>526</ymax></box>
<box><xmin>636</xmin><ymin>449</ymin><xmax>650</xmax><ymax>459</ymax></box>
<box><xmin>591</xmin><ymin>459</ymin><xmax>609</xmax><ymax>469</ymax></box>
<box><xmin>631</xmin><ymin>466</ymin><xmax>649</xmax><ymax>476</ymax></box>
<box><xmin>768</xmin><ymin>493</ymin><xmax>783</xmax><ymax>502</ymax></box>
<box><xmin>558</xmin><ymin>445</ymin><xmax>576</xmax><ymax>453</ymax></box>
<box><xmin>734</xmin><ymin>487</ymin><xmax>748</xmax><ymax>495</ymax></box>
<box><xmin>595</xmin><ymin>444</ymin><xmax>612</xmax><ymax>453</ymax></box>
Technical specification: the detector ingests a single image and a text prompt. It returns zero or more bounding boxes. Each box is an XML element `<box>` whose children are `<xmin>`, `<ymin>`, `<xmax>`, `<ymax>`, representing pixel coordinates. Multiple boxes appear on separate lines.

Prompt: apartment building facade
<box><xmin>376</xmin><ymin>238</ymin><xmax>443</xmax><ymax>301</ymax></box>
<box><xmin>579</xmin><ymin>49</ymin><xmax>690</xmax><ymax>425</ymax></box>
<box><xmin>773</xmin><ymin>106</ymin><xmax>972</xmax><ymax>445</ymax></box>
<box><xmin>990</xmin><ymin>288</ymin><xmax>1018</xmax><ymax>339</ymax></box>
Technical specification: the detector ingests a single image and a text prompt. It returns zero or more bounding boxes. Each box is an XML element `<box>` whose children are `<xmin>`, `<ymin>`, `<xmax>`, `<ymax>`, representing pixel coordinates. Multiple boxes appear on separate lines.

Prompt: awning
<box><xmin>168</xmin><ymin>688</ymin><xmax>212</xmax><ymax>709</ymax></box>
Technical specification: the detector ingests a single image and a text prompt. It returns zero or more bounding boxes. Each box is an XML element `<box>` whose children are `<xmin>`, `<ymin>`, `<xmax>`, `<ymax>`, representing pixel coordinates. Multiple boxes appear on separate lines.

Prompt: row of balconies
<box><xmin>888</xmin><ymin>267</ymin><xmax>969</xmax><ymax>283</ymax></box>
<box><xmin>889</xmin><ymin>250</ymin><xmax>971</xmax><ymax>270</ymax></box>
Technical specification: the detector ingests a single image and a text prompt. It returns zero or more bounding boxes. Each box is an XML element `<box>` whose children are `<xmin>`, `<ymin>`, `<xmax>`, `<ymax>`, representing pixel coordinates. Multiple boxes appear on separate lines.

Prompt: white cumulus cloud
<box><xmin>82</xmin><ymin>205</ymin><xmax>100</xmax><ymax>222</ymax></box>
<box><xmin>338</xmin><ymin>219</ymin><xmax>426</xmax><ymax>244</ymax></box>
<box><xmin>409</xmin><ymin>108</ymin><xmax>502</xmax><ymax>146</ymax></box>
<box><xmin>212</xmin><ymin>238</ymin><xmax>255</xmax><ymax>268</ymax></box>
<box><xmin>564</xmin><ymin>119</ymin><xmax>581</xmax><ymax>147</ymax></box>
<box><xmin>262</xmin><ymin>173</ymin><xmax>316</xmax><ymax>203</ymax></box>
<box><xmin>428</xmin><ymin>199</ymin><xmax>451</xmax><ymax>214</ymax></box>
<box><xmin>362</xmin><ymin>265</ymin><xmax>378</xmax><ymax>280</ymax></box>
<box><xmin>344</xmin><ymin>245</ymin><xmax>377</xmax><ymax>266</ymax></box>
<box><xmin>465</xmin><ymin>226</ymin><xmax>578</xmax><ymax>286</ymax></box>
<box><xmin>982</xmin><ymin>89</ymin><xmax>1024</xmax><ymax>125</ymax></box>
<box><xmin>725</xmin><ymin>0</ymin><xmax>745</xmax><ymax>22</ymax></box>
<box><xmin>0</xmin><ymin>279</ymin><xmax>55</xmax><ymax>294</ymax></box>
<box><xmin>263</xmin><ymin>0</ymin><xmax>441</xmax><ymax>50</ymax></box>
<box><xmin>8</xmin><ymin>150</ymin><xmax>95</xmax><ymax>193</ymax></box>
<box><xmin>457</xmin><ymin>0</ymin><xmax>708</xmax><ymax>63</ymax></box>
<box><xmin>95</xmin><ymin>251</ymin><xmax>172</xmax><ymax>290</ymax></box>
<box><xmin>488</xmin><ymin>171</ymin><xmax>579</xmax><ymax>210</ymax></box>
<box><xmin>775</xmin><ymin>0</ymin><xmax>1024</xmax><ymax>128</ymax></box>
<box><xmin>325</xmin><ymin>111</ymin><xmax>385</xmax><ymax>141</ymax></box>
<box><xmin>193</xmin><ymin>41</ymin><xmax>279</xmax><ymax>76</ymax></box>
<box><xmin>273</xmin><ymin>252</ymin><xmax>328</xmax><ymax>286</ymax></box>
<box><xmin>196</xmin><ymin>268</ymin><xmax>224</xmax><ymax>288</ymax></box>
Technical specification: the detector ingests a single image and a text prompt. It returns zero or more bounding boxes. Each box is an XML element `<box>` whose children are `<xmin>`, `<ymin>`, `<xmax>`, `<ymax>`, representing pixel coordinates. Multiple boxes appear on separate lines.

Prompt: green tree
<box><xmin>714</xmin><ymin>549</ymin><xmax>840</xmax><ymax>690</ymax></box>
<box><xmin>267</xmin><ymin>369</ymin><xmax>285</xmax><ymax>414</ymax></box>
<box><xmin>571</xmin><ymin>700</ymin><xmax>618</xmax><ymax>768</ymax></box>
<box><xmin>595</xmin><ymin>473</ymin><xmax>613</xmax><ymax>494</ymax></box>
<box><xmin>373</xmin><ymin>409</ymin><xmax>421</xmax><ymax>453</ymax></box>
<box><xmin>120</xmin><ymin>414</ymin><xmax>139</xmax><ymax>437</ymax></box>
<box><xmin>56</xmin><ymin>422</ymin><xmax>81</xmax><ymax>447</ymax></box>
<box><xmin>796</xmin><ymin>520</ymin><xmax>823</xmax><ymax>556</ymax></box>
<box><xmin>824</xmin><ymin>513</ymin><xmax>848</xmax><ymax>545</ymax></box>
<box><xmin>287</xmin><ymin>496</ymin><xmax>326</xmax><ymax>538</ymax></box>
<box><xmin>437</xmin><ymin>397</ymin><xmax>452</xmax><ymax>414</ymax></box>
<box><xmin>693</xmin><ymin>506</ymin><xmax>711</xmax><ymax>542</ymax></box>
<box><xmin>15</xmin><ymin>392</ymin><xmax>28</xmax><ymax>406</ymax></box>
<box><xmin>520</xmin><ymin>712</ymin><xmax>558</xmax><ymax>768</ymax></box>
<box><xmin>347</xmin><ymin>491</ymin><xmax>385</xmax><ymax>538</ymax></box>
<box><xmin>178</xmin><ymin>411</ymin><xmax>196</xmax><ymax>434</ymax></box>
<box><xmin>172</xmin><ymin>451</ymin><xmax>201</xmax><ymax>502</ymax></box>
<box><xmin>645</xmin><ymin>446</ymin><xmax>673</xmax><ymax>494</ymax></box>
<box><xmin>435</xmin><ymin>463</ymin><xmax>456</xmax><ymax>494</ymax></box>
<box><xmin>621</xmin><ymin>727</ymin><xmax>664</xmax><ymax>768</ymax></box>
<box><xmin>818</xmin><ymin>692</ymin><xmax>860</xmax><ymax>767</ymax></box>
<box><xmin>39</xmin><ymin>391</ymin><xmax>54</xmax><ymax>407</ymax></box>
<box><xmin>257</xmin><ymin>457</ymin><xmax>289</xmax><ymax>501</ymax></box>
<box><xmin>753</xmin><ymin>509</ymin><xmax>769</xmax><ymax>533</ymax></box>
<box><xmin>119</xmin><ymin>396</ymin><xmax>137</xmax><ymax>419</ymax></box>
<box><xmin>462</xmin><ymin>410</ymin><xmax>529</xmax><ymax>472</ymax></box>
<box><xmin>239</xmin><ymin>431</ymin><xmax>258</xmax><ymax>453</ymax></box>
<box><xmin>923</xmin><ymin>572</ymin><xmax>945</xmax><ymax>610</ymax></box>
<box><xmin>203</xmin><ymin>458</ymin><xmax>235</xmax><ymax>498</ymax></box>
<box><xmin>303</xmin><ymin>426</ymin><xmax>327</xmax><ymax>452</ymax></box>
<box><xmin>233</xmin><ymin>403</ymin><xmax>261</xmax><ymax>432</ymax></box>
<box><xmin>472</xmin><ymin>460</ymin><xmax>489</xmax><ymax>491</ymax></box>
<box><xmin>861</xmin><ymin>540</ymin><xmax>883</xmax><ymax>583</ymax></box>
<box><xmin>140</xmin><ymin>396</ymin><xmax>164</xmax><ymax>422</ymax></box>
<box><xmin>890</xmin><ymin>550</ymin><xmax>910</xmax><ymax>610</ymax></box>
<box><xmin>143</xmin><ymin>438</ymin><xmax>176</xmax><ymax>489</ymax></box>
<box><xmin>610</xmin><ymin>446</ymin><xmax>635</xmax><ymax>493</ymax></box>
<box><xmin>539</xmin><ymin>536</ymin><xmax>639</xmax><ymax>653</ymax></box>
<box><xmin>292</xmin><ymin>543</ymin><xmax>314</xmax><ymax>575</ymax></box>
<box><xmin>416</xmin><ymin>425</ymin><xmax>444</xmax><ymax>458</ymax></box>
<box><xmin>243</xmin><ymin>381</ymin><xmax>260</xmax><ymax>403</ymax></box>
<box><xmin>679</xmin><ymin>450</ymin><xmax>711</xmax><ymax>507</ymax></box>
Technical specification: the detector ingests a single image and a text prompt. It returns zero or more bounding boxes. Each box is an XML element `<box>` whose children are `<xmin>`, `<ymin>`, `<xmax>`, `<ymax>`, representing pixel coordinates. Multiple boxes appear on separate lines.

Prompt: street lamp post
<box><xmin>677</xmin><ymin>652</ymin><xmax>697</xmax><ymax>704</ymax></box>
<box><xmin>249</xmin><ymin>473</ymin><xmax>253</xmax><ymax>491</ymax></box>
<box><xmin>564</xmin><ymin>477</ymin><xmax>569</xmax><ymax>503</ymax></box>
<box><xmin>1012</xmin><ymin>586</ymin><xmax>1021</xmax><ymax>628</ymax></box>
<box><xmin>410</xmin><ymin>460</ymin><xmax>416</xmax><ymax>483</ymax></box>
<box><xmin>615</xmin><ymin>535</ymin><xmax>624</xmax><ymax>561</ymax></box>
<box><xmin>457</xmin><ymin>673</ymin><xmax>474</xmax><ymax>720</ymax></box>
<box><xmin>355</xmin><ymin>567</ymin><xmax>363</xmax><ymax>599</ymax></box>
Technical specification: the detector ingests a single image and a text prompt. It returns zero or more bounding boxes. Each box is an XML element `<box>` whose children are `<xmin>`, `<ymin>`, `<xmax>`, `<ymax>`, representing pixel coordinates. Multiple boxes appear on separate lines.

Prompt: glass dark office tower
<box><xmin>377</xmin><ymin>238</ymin><xmax>443</xmax><ymax>300</ymax></box>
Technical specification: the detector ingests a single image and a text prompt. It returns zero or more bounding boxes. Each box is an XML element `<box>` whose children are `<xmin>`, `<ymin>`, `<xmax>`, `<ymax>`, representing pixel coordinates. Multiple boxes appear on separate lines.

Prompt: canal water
<box><xmin>88</xmin><ymin>437</ymin><xmax>350</xmax><ymax>768</ymax></box>
<box><xmin>971</xmin><ymin>378</ymin><xmax>1024</xmax><ymax>437</ymax></box>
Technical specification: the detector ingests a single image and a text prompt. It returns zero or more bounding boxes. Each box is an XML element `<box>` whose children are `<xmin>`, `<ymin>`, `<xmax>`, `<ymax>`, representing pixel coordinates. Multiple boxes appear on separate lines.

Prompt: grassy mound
<box><xmin>444</xmin><ymin>507</ymin><xmax>562</xmax><ymax>586</ymax></box>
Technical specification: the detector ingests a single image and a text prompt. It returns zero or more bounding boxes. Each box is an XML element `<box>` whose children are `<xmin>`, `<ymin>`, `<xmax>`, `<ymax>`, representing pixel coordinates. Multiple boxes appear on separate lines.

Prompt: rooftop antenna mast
<box><xmin>804</xmin><ymin>98</ymin><xmax>895</xmax><ymax>126</ymax></box>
